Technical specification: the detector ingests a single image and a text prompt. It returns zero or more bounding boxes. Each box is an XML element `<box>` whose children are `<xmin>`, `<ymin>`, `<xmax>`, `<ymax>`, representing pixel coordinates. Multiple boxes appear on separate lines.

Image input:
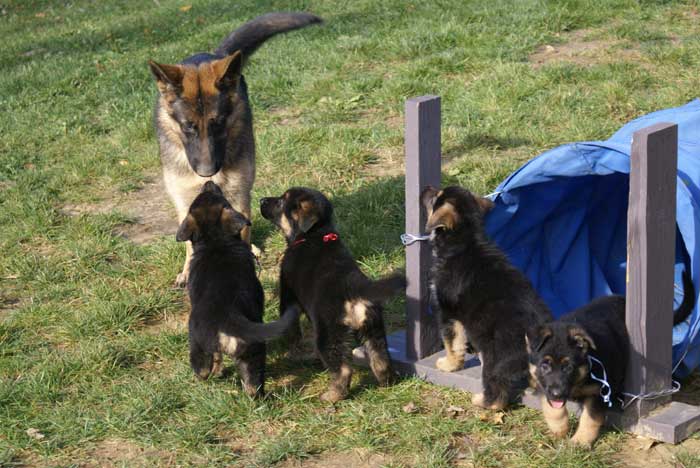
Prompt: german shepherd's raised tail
<box><xmin>148</xmin><ymin>12</ymin><xmax>322</xmax><ymax>286</ymax></box>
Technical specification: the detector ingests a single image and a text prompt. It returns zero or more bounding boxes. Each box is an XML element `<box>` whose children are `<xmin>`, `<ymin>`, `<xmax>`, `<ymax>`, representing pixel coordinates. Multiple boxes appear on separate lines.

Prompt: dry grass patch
<box><xmin>62</xmin><ymin>176</ymin><xmax>178</xmax><ymax>245</ymax></box>
<box><xmin>530</xmin><ymin>28</ymin><xmax>643</xmax><ymax>69</ymax></box>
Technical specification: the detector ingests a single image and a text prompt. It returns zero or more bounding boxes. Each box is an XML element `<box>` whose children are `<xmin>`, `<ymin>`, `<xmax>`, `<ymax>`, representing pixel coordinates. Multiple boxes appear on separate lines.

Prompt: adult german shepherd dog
<box><xmin>148</xmin><ymin>12</ymin><xmax>322</xmax><ymax>286</ymax></box>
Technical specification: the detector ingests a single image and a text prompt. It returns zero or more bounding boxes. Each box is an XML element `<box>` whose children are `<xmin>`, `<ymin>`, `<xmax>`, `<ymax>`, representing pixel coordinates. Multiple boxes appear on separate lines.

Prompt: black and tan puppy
<box><xmin>421</xmin><ymin>185</ymin><xmax>553</xmax><ymax>410</ymax></box>
<box><xmin>260</xmin><ymin>187</ymin><xmax>405</xmax><ymax>403</ymax></box>
<box><xmin>527</xmin><ymin>271</ymin><xmax>694</xmax><ymax>447</ymax></box>
<box><xmin>177</xmin><ymin>181</ymin><xmax>299</xmax><ymax>397</ymax></box>
<box><xmin>149</xmin><ymin>12</ymin><xmax>322</xmax><ymax>286</ymax></box>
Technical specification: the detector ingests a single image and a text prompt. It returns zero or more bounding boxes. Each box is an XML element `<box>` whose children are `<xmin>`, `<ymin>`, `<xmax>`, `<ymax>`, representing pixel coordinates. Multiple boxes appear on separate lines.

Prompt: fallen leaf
<box><xmin>446</xmin><ymin>405</ymin><xmax>465</xmax><ymax>417</ymax></box>
<box><xmin>118</xmin><ymin>159</ymin><xmax>129</xmax><ymax>166</ymax></box>
<box><xmin>35</xmin><ymin>12</ymin><xmax>46</xmax><ymax>18</ymax></box>
<box><xmin>26</xmin><ymin>428</ymin><xmax>45</xmax><ymax>440</ymax></box>
<box><xmin>402</xmin><ymin>402</ymin><xmax>419</xmax><ymax>414</ymax></box>
<box><xmin>179</xmin><ymin>5</ymin><xmax>192</xmax><ymax>12</ymax></box>
<box><xmin>637</xmin><ymin>437</ymin><xmax>656</xmax><ymax>451</ymax></box>
<box><xmin>23</xmin><ymin>163</ymin><xmax>35</xmax><ymax>170</ymax></box>
<box><xmin>491</xmin><ymin>412</ymin><xmax>505</xmax><ymax>425</ymax></box>
<box><xmin>543</xmin><ymin>44</ymin><xmax>555</xmax><ymax>53</ymax></box>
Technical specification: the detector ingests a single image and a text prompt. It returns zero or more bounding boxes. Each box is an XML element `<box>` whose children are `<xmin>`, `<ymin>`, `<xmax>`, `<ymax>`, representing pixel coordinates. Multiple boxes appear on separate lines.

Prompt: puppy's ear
<box><xmin>568</xmin><ymin>326</ymin><xmax>596</xmax><ymax>352</ymax></box>
<box><xmin>477</xmin><ymin>197</ymin><xmax>495</xmax><ymax>214</ymax></box>
<box><xmin>148</xmin><ymin>61</ymin><xmax>184</xmax><ymax>95</ymax></box>
<box><xmin>294</xmin><ymin>200</ymin><xmax>319</xmax><ymax>233</ymax></box>
<box><xmin>526</xmin><ymin>326</ymin><xmax>553</xmax><ymax>353</ymax></box>
<box><xmin>220</xmin><ymin>207</ymin><xmax>251</xmax><ymax>235</ymax></box>
<box><xmin>176</xmin><ymin>214</ymin><xmax>198</xmax><ymax>242</ymax></box>
<box><xmin>212</xmin><ymin>51</ymin><xmax>242</xmax><ymax>89</ymax></box>
<box><xmin>425</xmin><ymin>201</ymin><xmax>458</xmax><ymax>232</ymax></box>
<box><xmin>420</xmin><ymin>185</ymin><xmax>440</xmax><ymax>211</ymax></box>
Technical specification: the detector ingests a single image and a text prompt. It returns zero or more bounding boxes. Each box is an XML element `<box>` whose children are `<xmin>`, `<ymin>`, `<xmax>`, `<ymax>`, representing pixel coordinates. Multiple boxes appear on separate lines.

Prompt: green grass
<box><xmin>2</xmin><ymin>0</ymin><xmax>700</xmax><ymax>466</ymax></box>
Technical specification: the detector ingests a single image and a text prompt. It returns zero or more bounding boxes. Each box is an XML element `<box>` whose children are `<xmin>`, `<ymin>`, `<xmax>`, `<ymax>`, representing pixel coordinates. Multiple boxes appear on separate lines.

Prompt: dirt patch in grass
<box><xmin>62</xmin><ymin>176</ymin><xmax>178</xmax><ymax>245</ymax></box>
<box><xmin>530</xmin><ymin>28</ymin><xmax>642</xmax><ymax>69</ymax></box>
<box><xmin>79</xmin><ymin>438</ymin><xmax>182</xmax><ymax>468</ymax></box>
<box><xmin>614</xmin><ymin>436</ymin><xmax>700</xmax><ymax>468</ymax></box>
<box><xmin>278</xmin><ymin>449</ymin><xmax>397</xmax><ymax>468</ymax></box>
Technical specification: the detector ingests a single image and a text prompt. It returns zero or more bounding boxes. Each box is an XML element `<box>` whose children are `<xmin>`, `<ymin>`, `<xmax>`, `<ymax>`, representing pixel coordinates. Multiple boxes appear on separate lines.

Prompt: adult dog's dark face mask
<box><xmin>526</xmin><ymin>324</ymin><xmax>595</xmax><ymax>408</ymax></box>
<box><xmin>259</xmin><ymin>187</ymin><xmax>333</xmax><ymax>241</ymax></box>
<box><xmin>149</xmin><ymin>52</ymin><xmax>242</xmax><ymax>177</ymax></box>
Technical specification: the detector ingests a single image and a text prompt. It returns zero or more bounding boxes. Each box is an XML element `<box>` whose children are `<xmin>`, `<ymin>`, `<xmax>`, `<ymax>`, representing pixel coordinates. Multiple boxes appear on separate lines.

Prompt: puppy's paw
<box><xmin>436</xmin><ymin>356</ymin><xmax>463</xmax><ymax>372</ymax></box>
<box><xmin>471</xmin><ymin>393</ymin><xmax>487</xmax><ymax>408</ymax></box>
<box><xmin>320</xmin><ymin>388</ymin><xmax>347</xmax><ymax>403</ymax></box>
<box><xmin>243</xmin><ymin>383</ymin><xmax>264</xmax><ymax>399</ymax></box>
<box><xmin>175</xmin><ymin>271</ymin><xmax>188</xmax><ymax>288</ymax></box>
<box><xmin>570</xmin><ymin>433</ymin><xmax>595</xmax><ymax>448</ymax></box>
<box><xmin>250</xmin><ymin>243</ymin><xmax>262</xmax><ymax>258</ymax></box>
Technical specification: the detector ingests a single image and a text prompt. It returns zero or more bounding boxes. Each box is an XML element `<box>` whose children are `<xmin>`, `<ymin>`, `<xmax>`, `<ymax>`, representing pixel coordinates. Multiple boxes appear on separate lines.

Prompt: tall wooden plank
<box><xmin>625</xmin><ymin>122</ymin><xmax>678</xmax><ymax>418</ymax></box>
<box><xmin>405</xmin><ymin>96</ymin><xmax>442</xmax><ymax>360</ymax></box>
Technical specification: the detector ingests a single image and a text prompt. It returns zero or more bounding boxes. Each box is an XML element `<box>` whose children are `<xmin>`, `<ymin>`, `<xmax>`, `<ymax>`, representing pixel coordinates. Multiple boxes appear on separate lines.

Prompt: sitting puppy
<box><xmin>260</xmin><ymin>187</ymin><xmax>405</xmax><ymax>403</ymax></box>
<box><xmin>421</xmin><ymin>185</ymin><xmax>553</xmax><ymax>410</ymax></box>
<box><xmin>527</xmin><ymin>271</ymin><xmax>694</xmax><ymax>447</ymax></box>
<box><xmin>177</xmin><ymin>181</ymin><xmax>299</xmax><ymax>397</ymax></box>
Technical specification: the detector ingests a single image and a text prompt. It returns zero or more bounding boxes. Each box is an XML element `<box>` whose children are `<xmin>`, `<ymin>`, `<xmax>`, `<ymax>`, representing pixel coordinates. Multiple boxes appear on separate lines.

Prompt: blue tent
<box><xmin>485</xmin><ymin>99</ymin><xmax>700</xmax><ymax>378</ymax></box>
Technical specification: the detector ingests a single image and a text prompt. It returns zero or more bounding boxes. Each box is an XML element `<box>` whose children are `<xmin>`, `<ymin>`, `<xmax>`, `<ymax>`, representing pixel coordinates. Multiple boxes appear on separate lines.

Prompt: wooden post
<box><xmin>404</xmin><ymin>96</ymin><xmax>442</xmax><ymax>360</ymax></box>
<box><xmin>625</xmin><ymin>122</ymin><xmax>678</xmax><ymax>417</ymax></box>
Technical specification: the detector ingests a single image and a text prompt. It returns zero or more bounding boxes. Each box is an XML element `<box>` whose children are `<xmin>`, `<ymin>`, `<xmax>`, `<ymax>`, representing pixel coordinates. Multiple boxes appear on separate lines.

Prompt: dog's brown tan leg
<box><xmin>436</xmin><ymin>320</ymin><xmax>467</xmax><ymax>372</ymax></box>
<box><xmin>320</xmin><ymin>363</ymin><xmax>353</xmax><ymax>403</ymax></box>
<box><xmin>210</xmin><ymin>352</ymin><xmax>224</xmax><ymax>377</ymax></box>
<box><xmin>541</xmin><ymin>395</ymin><xmax>569</xmax><ymax>438</ymax></box>
<box><xmin>570</xmin><ymin>396</ymin><xmax>604</xmax><ymax>448</ymax></box>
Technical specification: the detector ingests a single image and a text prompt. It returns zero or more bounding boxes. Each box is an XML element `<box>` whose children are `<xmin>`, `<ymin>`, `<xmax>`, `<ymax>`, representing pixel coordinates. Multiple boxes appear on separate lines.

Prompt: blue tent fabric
<box><xmin>484</xmin><ymin>99</ymin><xmax>700</xmax><ymax>378</ymax></box>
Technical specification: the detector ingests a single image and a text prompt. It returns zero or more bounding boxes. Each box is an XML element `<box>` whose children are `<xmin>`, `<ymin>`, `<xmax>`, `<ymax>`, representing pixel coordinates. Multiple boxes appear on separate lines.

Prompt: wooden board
<box><xmin>404</xmin><ymin>96</ymin><xmax>442</xmax><ymax>360</ymax></box>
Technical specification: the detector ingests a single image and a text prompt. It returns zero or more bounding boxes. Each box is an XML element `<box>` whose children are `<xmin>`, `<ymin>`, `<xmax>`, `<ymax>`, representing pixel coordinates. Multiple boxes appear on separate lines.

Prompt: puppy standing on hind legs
<box><xmin>421</xmin><ymin>185</ymin><xmax>553</xmax><ymax>410</ymax></box>
<box><xmin>148</xmin><ymin>12</ymin><xmax>322</xmax><ymax>286</ymax></box>
<box><xmin>177</xmin><ymin>181</ymin><xmax>300</xmax><ymax>397</ymax></box>
<box><xmin>260</xmin><ymin>187</ymin><xmax>405</xmax><ymax>402</ymax></box>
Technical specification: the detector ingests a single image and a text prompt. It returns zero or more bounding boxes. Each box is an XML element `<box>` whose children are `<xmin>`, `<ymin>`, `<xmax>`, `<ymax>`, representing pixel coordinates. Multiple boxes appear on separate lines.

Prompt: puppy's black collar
<box><xmin>288</xmin><ymin>232</ymin><xmax>339</xmax><ymax>249</ymax></box>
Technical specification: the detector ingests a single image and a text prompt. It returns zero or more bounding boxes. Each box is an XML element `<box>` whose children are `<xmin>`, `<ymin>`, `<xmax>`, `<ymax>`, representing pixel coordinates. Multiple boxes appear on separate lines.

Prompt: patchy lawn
<box><xmin>1</xmin><ymin>0</ymin><xmax>700</xmax><ymax>466</ymax></box>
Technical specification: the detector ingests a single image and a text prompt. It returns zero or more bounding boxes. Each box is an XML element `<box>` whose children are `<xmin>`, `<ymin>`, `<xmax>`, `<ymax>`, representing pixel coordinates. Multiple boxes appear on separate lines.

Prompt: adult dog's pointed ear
<box><xmin>568</xmin><ymin>326</ymin><xmax>596</xmax><ymax>352</ymax></box>
<box><xmin>221</xmin><ymin>207</ymin><xmax>251</xmax><ymax>235</ymax></box>
<box><xmin>425</xmin><ymin>201</ymin><xmax>458</xmax><ymax>232</ymax></box>
<box><xmin>212</xmin><ymin>51</ymin><xmax>242</xmax><ymax>90</ymax></box>
<box><xmin>148</xmin><ymin>61</ymin><xmax>184</xmax><ymax>95</ymax></box>
<box><xmin>477</xmin><ymin>197</ymin><xmax>495</xmax><ymax>214</ymax></box>
<box><xmin>293</xmin><ymin>200</ymin><xmax>319</xmax><ymax>233</ymax></box>
<box><xmin>526</xmin><ymin>325</ymin><xmax>553</xmax><ymax>353</ymax></box>
<box><xmin>176</xmin><ymin>214</ymin><xmax>198</xmax><ymax>242</ymax></box>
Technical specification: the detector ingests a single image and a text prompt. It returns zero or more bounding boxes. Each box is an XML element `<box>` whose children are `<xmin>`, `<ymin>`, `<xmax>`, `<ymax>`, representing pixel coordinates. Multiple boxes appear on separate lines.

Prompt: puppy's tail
<box><xmin>674</xmin><ymin>270</ymin><xmax>696</xmax><ymax>325</ymax></box>
<box><xmin>230</xmin><ymin>305</ymin><xmax>301</xmax><ymax>342</ymax></box>
<box><xmin>214</xmin><ymin>12</ymin><xmax>322</xmax><ymax>59</ymax></box>
<box><xmin>354</xmin><ymin>273</ymin><xmax>407</xmax><ymax>304</ymax></box>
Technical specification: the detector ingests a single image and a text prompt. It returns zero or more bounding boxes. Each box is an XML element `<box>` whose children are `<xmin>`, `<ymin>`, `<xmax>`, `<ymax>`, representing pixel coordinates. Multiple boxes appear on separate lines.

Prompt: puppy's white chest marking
<box><xmin>343</xmin><ymin>299</ymin><xmax>371</xmax><ymax>329</ymax></box>
<box><xmin>218</xmin><ymin>332</ymin><xmax>241</xmax><ymax>356</ymax></box>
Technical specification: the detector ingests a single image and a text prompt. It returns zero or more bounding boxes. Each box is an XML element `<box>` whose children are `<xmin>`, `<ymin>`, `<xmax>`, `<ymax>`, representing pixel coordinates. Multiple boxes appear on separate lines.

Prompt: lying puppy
<box><xmin>177</xmin><ymin>181</ymin><xmax>299</xmax><ymax>397</ymax></box>
<box><xmin>421</xmin><ymin>185</ymin><xmax>553</xmax><ymax>410</ymax></box>
<box><xmin>260</xmin><ymin>187</ymin><xmax>405</xmax><ymax>402</ymax></box>
<box><xmin>527</xmin><ymin>271</ymin><xmax>694</xmax><ymax>447</ymax></box>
